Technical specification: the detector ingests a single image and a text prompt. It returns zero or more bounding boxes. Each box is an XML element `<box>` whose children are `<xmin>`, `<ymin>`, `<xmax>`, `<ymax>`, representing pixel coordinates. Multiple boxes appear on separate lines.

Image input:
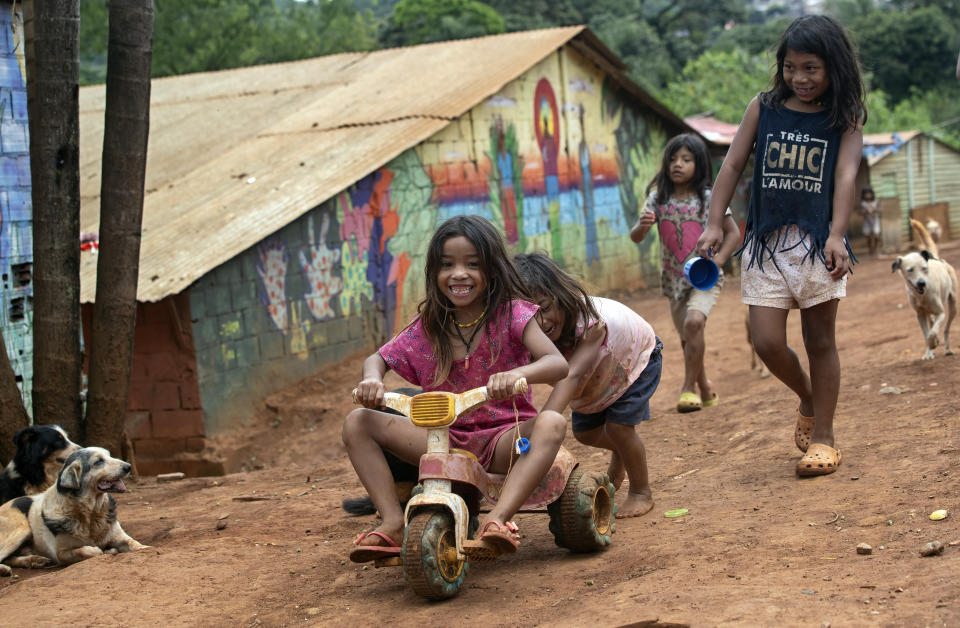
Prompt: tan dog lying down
<box><xmin>891</xmin><ymin>219</ymin><xmax>958</xmax><ymax>360</ymax></box>
<box><xmin>0</xmin><ymin>447</ymin><xmax>147</xmax><ymax>576</ymax></box>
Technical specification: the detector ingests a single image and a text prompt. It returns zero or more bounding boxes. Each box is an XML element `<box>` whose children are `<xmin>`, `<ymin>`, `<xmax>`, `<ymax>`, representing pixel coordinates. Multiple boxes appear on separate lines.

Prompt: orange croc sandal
<box><xmin>676</xmin><ymin>392</ymin><xmax>702</xmax><ymax>413</ymax></box>
<box><xmin>796</xmin><ymin>443</ymin><xmax>842</xmax><ymax>476</ymax></box>
<box><xmin>794</xmin><ymin>410</ymin><xmax>815</xmax><ymax>452</ymax></box>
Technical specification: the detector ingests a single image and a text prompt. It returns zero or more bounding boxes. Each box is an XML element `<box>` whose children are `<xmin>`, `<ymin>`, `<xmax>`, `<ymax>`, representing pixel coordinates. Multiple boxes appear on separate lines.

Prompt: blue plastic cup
<box><xmin>684</xmin><ymin>255</ymin><xmax>719</xmax><ymax>290</ymax></box>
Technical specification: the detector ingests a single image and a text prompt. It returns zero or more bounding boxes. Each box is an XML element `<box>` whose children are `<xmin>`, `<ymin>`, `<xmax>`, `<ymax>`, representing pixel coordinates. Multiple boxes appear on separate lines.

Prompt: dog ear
<box><xmin>13</xmin><ymin>426</ymin><xmax>34</xmax><ymax>449</ymax></box>
<box><xmin>13</xmin><ymin>427</ymin><xmax>49</xmax><ymax>486</ymax></box>
<box><xmin>920</xmin><ymin>250</ymin><xmax>933</xmax><ymax>261</ymax></box>
<box><xmin>58</xmin><ymin>460</ymin><xmax>83</xmax><ymax>491</ymax></box>
<box><xmin>891</xmin><ymin>258</ymin><xmax>901</xmax><ymax>272</ymax></box>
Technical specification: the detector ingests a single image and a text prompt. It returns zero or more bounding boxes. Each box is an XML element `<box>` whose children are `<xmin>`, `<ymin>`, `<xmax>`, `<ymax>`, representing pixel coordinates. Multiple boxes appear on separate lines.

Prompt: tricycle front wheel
<box><xmin>403</xmin><ymin>509</ymin><xmax>467</xmax><ymax>600</ymax></box>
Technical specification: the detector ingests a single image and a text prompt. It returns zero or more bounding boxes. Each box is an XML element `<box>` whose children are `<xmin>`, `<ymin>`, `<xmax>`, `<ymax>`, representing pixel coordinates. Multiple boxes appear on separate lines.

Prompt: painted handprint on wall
<box><xmin>299</xmin><ymin>213</ymin><xmax>341</xmax><ymax>321</ymax></box>
<box><xmin>339</xmin><ymin>234</ymin><xmax>373</xmax><ymax>318</ymax></box>
<box><xmin>257</xmin><ymin>240</ymin><xmax>289</xmax><ymax>334</ymax></box>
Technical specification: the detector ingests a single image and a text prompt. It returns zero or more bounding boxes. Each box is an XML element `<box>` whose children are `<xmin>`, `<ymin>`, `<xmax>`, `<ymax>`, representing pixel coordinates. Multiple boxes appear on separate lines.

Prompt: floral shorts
<box><xmin>742</xmin><ymin>225</ymin><xmax>846</xmax><ymax>310</ymax></box>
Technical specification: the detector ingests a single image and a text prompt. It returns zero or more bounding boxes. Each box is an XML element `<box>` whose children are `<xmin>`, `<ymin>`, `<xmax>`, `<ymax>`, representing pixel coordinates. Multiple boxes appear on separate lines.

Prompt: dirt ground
<box><xmin>2</xmin><ymin>241</ymin><xmax>959</xmax><ymax>627</ymax></box>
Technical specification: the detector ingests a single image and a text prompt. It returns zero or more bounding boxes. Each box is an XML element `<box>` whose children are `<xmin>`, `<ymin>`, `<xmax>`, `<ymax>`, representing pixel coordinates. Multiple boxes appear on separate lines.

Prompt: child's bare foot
<box><xmin>607</xmin><ymin>452</ymin><xmax>626</xmax><ymax>491</ymax></box>
<box><xmin>615</xmin><ymin>487</ymin><xmax>654</xmax><ymax>519</ymax></box>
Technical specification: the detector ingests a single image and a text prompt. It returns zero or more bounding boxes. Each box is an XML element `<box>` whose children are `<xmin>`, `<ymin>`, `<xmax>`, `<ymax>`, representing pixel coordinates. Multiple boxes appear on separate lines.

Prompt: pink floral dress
<box><xmin>379</xmin><ymin>300</ymin><xmax>539</xmax><ymax>469</ymax></box>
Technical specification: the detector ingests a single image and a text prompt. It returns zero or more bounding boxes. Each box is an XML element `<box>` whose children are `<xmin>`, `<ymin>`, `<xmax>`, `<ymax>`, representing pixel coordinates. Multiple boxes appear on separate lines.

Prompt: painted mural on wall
<box><xmin>192</xmin><ymin>46</ymin><xmax>671</xmax><ymax>430</ymax></box>
<box><xmin>0</xmin><ymin>5</ymin><xmax>33</xmax><ymax>415</ymax></box>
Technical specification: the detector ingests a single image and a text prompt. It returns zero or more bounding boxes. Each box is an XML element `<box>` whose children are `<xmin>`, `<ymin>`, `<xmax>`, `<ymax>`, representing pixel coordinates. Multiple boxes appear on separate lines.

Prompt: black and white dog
<box><xmin>0</xmin><ymin>425</ymin><xmax>80</xmax><ymax>504</ymax></box>
<box><xmin>0</xmin><ymin>447</ymin><xmax>146</xmax><ymax>576</ymax></box>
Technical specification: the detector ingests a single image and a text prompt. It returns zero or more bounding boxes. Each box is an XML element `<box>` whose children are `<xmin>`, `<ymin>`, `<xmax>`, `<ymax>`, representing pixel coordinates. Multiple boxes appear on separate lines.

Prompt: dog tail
<box><xmin>910</xmin><ymin>218</ymin><xmax>938</xmax><ymax>258</ymax></box>
<box><xmin>342</xmin><ymin>495</ymin><xmax>377</xmax><ymax>516</ymax></box>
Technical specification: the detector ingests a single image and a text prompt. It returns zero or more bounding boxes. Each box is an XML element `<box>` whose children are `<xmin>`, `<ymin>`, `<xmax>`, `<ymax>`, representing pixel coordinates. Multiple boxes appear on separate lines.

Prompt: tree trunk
<box><xmin>84</xmin><ymin>0</ymin><xmax>154</xmax><ymax>459</ymax></box>
<box><xmin>0</xmin><ymin>333</ymin><xmax>29</xmax><ymax>462</ymax></box>
<box><xmin>24</xmin><ymin>0</ymin><xmax>84</xmax><ymax>440</ymax></box>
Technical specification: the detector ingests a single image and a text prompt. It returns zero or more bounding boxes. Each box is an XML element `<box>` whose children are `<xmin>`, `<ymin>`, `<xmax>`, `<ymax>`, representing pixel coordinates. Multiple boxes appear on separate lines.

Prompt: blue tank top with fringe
<box><xmin>741</xmin><ymin>101</ymin><xmax>855</xmax><ymax>271</ymax></box>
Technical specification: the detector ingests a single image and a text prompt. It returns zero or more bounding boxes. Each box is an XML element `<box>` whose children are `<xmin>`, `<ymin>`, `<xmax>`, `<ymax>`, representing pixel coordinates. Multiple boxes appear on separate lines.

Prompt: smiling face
<box><xmin>437</xmin><ymin>235</ymin><xmax>487</xmax><ymax>320</ymax></box>
<box><xmin>534</xmin><ymin>296</ymin><xmax>565</xmax><ymax>342</ymax></box>
<box><xmin>783</xmin><ymin>49</ymin><xmax>829</xmax><ymax>106</ymax></box>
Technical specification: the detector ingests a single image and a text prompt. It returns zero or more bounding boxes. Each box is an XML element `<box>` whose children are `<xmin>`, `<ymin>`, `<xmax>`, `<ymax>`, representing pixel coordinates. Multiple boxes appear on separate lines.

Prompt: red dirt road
<box><xmin>2</xmin><ymin>241</ymin><xmax>959</xmax><ymax>627</ymax></box>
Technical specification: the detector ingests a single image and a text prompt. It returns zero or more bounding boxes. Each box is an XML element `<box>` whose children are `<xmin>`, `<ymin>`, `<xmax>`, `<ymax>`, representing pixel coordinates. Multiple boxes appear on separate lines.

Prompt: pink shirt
<box><xmin>571</xmin><ymin>297</ymin><xmax>657</xmax><ymax>414</ymax></box>
<box><xmin>379</xmin><ymin>300</ymin><xmax>539</xmax><ymax>468</ymax></box>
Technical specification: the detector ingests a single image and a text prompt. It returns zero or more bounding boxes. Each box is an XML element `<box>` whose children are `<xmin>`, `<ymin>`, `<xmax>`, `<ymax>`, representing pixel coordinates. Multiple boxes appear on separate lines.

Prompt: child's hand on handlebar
<box><xmin>486</xmin><ymin>371</ymin><xmax>524</xmax><ymax>401</ymax></box>
<box><xmin>355</xmin><ymin>378</ymin><xmax>386</xmax><ymax>408</ymax></box>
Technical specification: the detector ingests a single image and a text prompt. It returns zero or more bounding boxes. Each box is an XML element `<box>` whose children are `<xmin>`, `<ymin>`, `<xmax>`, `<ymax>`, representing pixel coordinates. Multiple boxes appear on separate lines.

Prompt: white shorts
<box><xmin>742</xmin><ymin>225</ymin><xmax>846</xmax><ymax>310</ymax></box>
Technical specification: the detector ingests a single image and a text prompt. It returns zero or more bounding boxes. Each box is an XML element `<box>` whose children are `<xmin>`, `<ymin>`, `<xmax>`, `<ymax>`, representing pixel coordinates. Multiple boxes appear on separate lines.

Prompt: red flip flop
<box><xmin>477</xmin><ymin>520</ymin><xmax>520</xmax><ymax>554</ymax></box>
<box><xmin>349</xmin><ymin>530</ymin><xmax>402</xmax><ymax>563</ymax></box>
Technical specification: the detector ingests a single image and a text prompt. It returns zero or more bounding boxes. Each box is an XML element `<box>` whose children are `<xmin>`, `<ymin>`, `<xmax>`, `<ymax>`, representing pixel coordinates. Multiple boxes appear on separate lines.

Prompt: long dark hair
<box><xmin>646</xmin><ymin>133</ymin><xmax>712</xmax><ymax>216</ymax></box>
<box><xmin>762</xmin><ymin>14</ymin><xmax>867</xmax><ymax>132</ymax></box>
<box><xmin>419</xmin><ymin>215</ymin><xmax>530</xmax><ymax>386</ymax></box>
<box><xmin>513</xmin><ymin>252</ymin><xmax>599</xmax><ymax>355</ymax></box>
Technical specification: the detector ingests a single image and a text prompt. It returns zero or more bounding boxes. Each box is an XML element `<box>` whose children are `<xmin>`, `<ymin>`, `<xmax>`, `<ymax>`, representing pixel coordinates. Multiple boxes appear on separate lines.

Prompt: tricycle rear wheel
<box><xmin>403</xmin><ymin>509</ymin><xmax>467</xmax><ymax>600</ymax></box>
<box><xmin>547</xmin><ymin>468</ymin><xmax>615</xmax><ymax>552</ymax></box>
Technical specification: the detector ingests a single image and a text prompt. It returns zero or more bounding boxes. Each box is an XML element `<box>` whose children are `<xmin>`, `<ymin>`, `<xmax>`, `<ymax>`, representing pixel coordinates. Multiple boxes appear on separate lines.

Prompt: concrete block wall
<box><xmin>0</xmin><ymin>4</ymin><xmax>33</xmax><ymax>415</ymax></box>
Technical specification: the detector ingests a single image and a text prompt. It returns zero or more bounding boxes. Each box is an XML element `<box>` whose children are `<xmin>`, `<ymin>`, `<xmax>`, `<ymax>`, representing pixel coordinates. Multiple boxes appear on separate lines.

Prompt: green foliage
<box><xmin>657</xmin><ymin>49</ymin><xmax>772</xmax><ymax>123</ymax></box>
<box><xmin>380</xmin><ymin>0</ymin><xmax>505</xmax><ymax>47</ymax></box>
<box><xmin>79</xmin><ymin>0</ymin><xmax>377</xmax><ymax>83</ymax></box>
<box><xmin>851</xmin><ymin>6</ymin><xmax>958</xmax><ymax>103</ymax></box>
<box><xmin>483</xmin><ymin>0</ymin><xmax>581</xmax><ymax>31</ymax></box>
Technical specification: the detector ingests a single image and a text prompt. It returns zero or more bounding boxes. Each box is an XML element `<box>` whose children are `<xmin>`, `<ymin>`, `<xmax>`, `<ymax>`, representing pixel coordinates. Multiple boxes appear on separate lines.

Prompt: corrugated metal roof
<box><xmin>77</xmin><ymin>26</ymin><xmax>682</xmax><ymax>302</ymax></box>
<box><xmin>684</xmin><ymin>115</ymin><xmax>739</xmax><ymax>146</ymax></box>
<box><xmin>862</xmin><ymin>130</ymin><xmax>921</xmax><ymax>167</ymax></box>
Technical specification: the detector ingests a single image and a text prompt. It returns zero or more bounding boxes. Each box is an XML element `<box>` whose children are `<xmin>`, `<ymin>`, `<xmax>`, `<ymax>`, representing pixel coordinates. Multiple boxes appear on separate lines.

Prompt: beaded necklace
<box><xmin>454</xmin><ymin>307</ymin><xmax>486</xmax><ymax>328</ymax></box>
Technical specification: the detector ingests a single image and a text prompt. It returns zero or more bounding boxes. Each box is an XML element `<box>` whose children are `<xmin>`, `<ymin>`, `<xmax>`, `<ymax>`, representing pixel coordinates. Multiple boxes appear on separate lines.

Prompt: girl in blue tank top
<box><xmin>697</xmin><ymin>15</ymin><xmax>866</xmax><ymax>478</ymax></box>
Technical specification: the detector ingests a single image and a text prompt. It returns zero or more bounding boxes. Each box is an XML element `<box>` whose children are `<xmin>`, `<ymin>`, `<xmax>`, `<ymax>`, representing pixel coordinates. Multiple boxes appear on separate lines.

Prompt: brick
<box><xmin>214</xmin><ymin>260</ymin><xmax>243</xmax><ymax>286</ymax></box>
<box><xmin>234</xmin><ymin>336</ymin><xmax>260</xmax><ymax>368</ymax></box>
<box><xmin>180</xmin><ymin>378</ymin><xmax>201</xmax><ymax>409</ymax></box>
<box><xmin>143</xmin><ymin>352</ymin><xmax>179</xmax><ymax>381</ymax></box>
<box><xmin>140</xmin><ymin>301</ymin><xmax>168</xmax><ymax>324</ymax></box>
<box><xmin>260</xmin><ymin>330</ymin><xmax>285</xmax><ymax>360</ymax></box>
<box><xmin>133</xmin><ymin>322</ymin><xmax>174</xmax><ymax>354</ymax></box>
<box><xmin>347</xmin><ymin>315</ymin><xmax>365</xmax><ymax>341</ymax></box>
<box><xmin>231</xmin><ymin>280</ymin><xmax>257</xmax><ymax>311</ymax></box>
<box><xmin>194</xmin><ymin>317</ymin><xmax>218</xmax><ymax>350</ymax></box>
<box><xmin>151</xmin><ymin>409</ymin><xmax>204</xmax><ymax>438</ymax></box>
<box><xmin>125</xmin><ymin>411</ymin><xmax>153</xmax><ymax>440</ymax></box>
<box><xmin>153</xmin><ymin>382</ymin><xmax>181</xmax><ymax>410</ymax></box>
<box><xmin>0</xmin><ymin>121</ymin><xmax>27</xmax><ymax>153</ymax></box>
<box><xmin>210</xmin><ymin>284</ymin><xmax>232</xmax><ymax>316</ymax></box>
<box><xmin>188</xmin><ymin>289</ymin><xmax>206</xmax><ymax>320</ymax></box>
<box><xmin>185</xmin><ymin>437</ymin><xmax>206</xmax><ymax>453</ymax></box>
<box><xmin>127</xmin><ymin>382</ymin><xmax>153</xmax><ymax>410</ymax></box>
<box><xmin>216</xmin><ymin>312</ymin><xmax>244</xmax><ymax>341</ymax></box>
<box><xmin>133</xmin><ymin>437</ymin><xmax>186</xmax><ymax>459</ymax></box>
